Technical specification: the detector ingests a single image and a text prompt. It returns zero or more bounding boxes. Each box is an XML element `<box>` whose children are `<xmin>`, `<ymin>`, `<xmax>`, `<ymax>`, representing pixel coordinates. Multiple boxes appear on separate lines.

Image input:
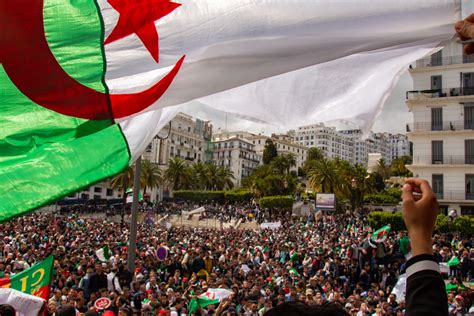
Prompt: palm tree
<box><xmin>307</xmin><ymin>158</ymin><xmax>339</xmax><ymax>193</ymax></box>
<box><xmin>110</xmin><ymin>165</ymin><xmax>134</xmax><ymax>225</ymax></box>
<box><xmin>204</xmin><ymin>163</ymin><xmax>220</xmax><ymax>190</ymax></box>
<box><xmin>164</xmin><ymin>157</ymin><xmax>192</xmax><ymax>190</ymax></box>
<box><xmin>217</xmin><ymin>166</ymin><xmax>235</xmax><ymax>190</ymax></box>
<box><xmin>110</xmin><ymin>165</ymin><xmax>134</xmax><ymax>195</ymax></box>
<box><xmin>376</xmin><ymin>158</ymin><xmax>391</xmax><ymax>180</ymax></box>
<box><xmin>140</xmin><ymin>159</ymin><xmax>162</xmax><ymax>197</ymax></box>
<box><xmin>191</xmin><ymin>162</ymin><xmax>207</xmax><ymax>190</ymax></box>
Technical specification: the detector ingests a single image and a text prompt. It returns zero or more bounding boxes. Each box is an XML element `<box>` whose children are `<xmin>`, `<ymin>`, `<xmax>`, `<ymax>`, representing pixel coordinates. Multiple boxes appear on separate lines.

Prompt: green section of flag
<box><xmin>10</xmin><ymin>256</ymin><xmax>54</xmax><ymax>300</ymax></box>
<box><xmin>447</xmin><ymin>256</ymin><xmax>459</xmax><ymax>267</ymax></box>
<box><xmin>0</xmin><ymin>0</ymin><xmax>130</xmax><ymax>222</ymax></box>
<box><xmin>188</xmin><ymin>296</ymin><xmax>220</xmax><ymax>315</ymax></box>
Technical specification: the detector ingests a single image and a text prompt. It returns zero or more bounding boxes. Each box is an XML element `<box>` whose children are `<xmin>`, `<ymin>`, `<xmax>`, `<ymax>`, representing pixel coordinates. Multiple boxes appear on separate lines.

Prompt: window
<box><xmin>431</xmin><ymin>50</ymin><xmax>442</xmax><ymax>66</ymax></box>
<box><xmin>431</xmin><ymin>107</ymin><xmax>443</xmax><ymax>131</ymax></box>
<box><xmin>465</xmin><ymin>140</ymin><xmax>474</xmax><ymax>164</ymax></box>
<box><xmin>465</xmin><ymin>104</ymin><xmax>474</xmax><ymax>129</ymax></box>
<box><xmin>94</xmin><ymin>187</ymin><xmax>102</xmax><ymax>193</ymax></box>
<box><xmin>431</xmin><ymin>140</ymin><xmax>443</xmax><ymax>164</ymax></box>
<box><xmin>432</xmin><ymin>174</ymin><xmax>444</xmax><ymax>199</ymax></box>
<box><xmin>106</xmin><ymin>188</ymin><xmax>113</xmax><ymax>196</ymax></box>
<box><xmin>466</xmin><ymin>174</ymin><xmax>474</xmax><ymax>200</ymax></box>
<box><xmin>463</xmin><ymin>72</ymin><xmax>474</xmax><ymax>95</ymax></box>
<box><xmin>431</xmin><ymin>75</ymin><xmax>442</xmax><ymax>91</ymax></box>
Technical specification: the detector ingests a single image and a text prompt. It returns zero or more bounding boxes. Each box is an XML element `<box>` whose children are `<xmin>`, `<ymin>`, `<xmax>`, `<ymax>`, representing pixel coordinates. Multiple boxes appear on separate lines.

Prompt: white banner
<box><xmin>260</xmin><ymin>221</ymin><xmax>282</xmax><ymax>230</ymax></box>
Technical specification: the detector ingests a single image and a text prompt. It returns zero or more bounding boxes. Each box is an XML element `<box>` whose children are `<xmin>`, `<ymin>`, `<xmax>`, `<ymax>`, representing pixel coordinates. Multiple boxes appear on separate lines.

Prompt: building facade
<box><xmin>144</xmin><ymin>112</ymin><xmax>213</xmax><ymax>165</ymax></box>
<box><xmin>295</xmin><ymin>124</ymin><xmax>355</xmax><ymax>163</ymax></box>
<box><xmin>406</xmin><ymin>42</ymin><xmax>474</xmax><ymax>214</ymax></box>
<box><xmin>212</xmin><ymin>136</ymin><xmax>262</xmax><ymax>186</ymax></box>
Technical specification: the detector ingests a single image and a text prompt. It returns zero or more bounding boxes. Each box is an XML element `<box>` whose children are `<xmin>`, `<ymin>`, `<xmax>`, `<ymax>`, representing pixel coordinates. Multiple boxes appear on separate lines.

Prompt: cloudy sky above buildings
<box><xmin>180</xmin><ymin>2</ymin><xmax>473</xmax><ymax>136</ymax></box>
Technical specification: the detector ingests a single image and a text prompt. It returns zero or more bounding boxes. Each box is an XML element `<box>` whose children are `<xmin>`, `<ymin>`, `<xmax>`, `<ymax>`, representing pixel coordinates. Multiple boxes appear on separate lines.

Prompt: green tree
<box><xmin>307</xmin><ymin>158</ymin><xmax>339</xmax><ymax>193</ymax></box>
<box><xmin>217</xmin><ymin>166</ymin><xmax>235</xmax><ymax>190</ymax></box>
<box><xmin>376</xmin><ymin>158</ymin><xmax>391</xmax><ymax>180</ymax></box>
<box><xmin>307</xmin><ymin>147</ymin><xmax>325</xmax><ymax>161</ymax></box>
<box><xmin>164</xmin><ymin>157</ymin><xmax>192</xmax><ymax>190</ymax></box>
<box><xmin>191</xmin><ymin>162</ymin><xmax>208</xmax><ymax>190</ymax></box>
<box><xmin>262</xmin><ymin>139</ymin><xmax>278</xmax><ymax>164</ymax></box>
<box><xmin>391</xmin><ymin>156</ymin><xmax>413</xmax><ymax>177</ymax></box>
<box><xmin>110</xmin><ymin>165</ymin><xmax>134</xmax><ymax>195</ymax></box>
<box><xmin>140</xmin><ymin>159</ymin><xmax>162</xmax><ymax>196</ymax></box>
<box><xmin>271</xmin><ymin>153</ymin><xmax>296</xmax><ymax>175</ymax></box>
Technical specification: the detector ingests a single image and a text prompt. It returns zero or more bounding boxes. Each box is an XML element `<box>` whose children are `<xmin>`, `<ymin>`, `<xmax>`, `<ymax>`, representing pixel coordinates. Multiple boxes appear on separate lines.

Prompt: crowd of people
<box><xmin>0</xmin><ymin>200</ymin><xmax>472</xmax><ymax>315</ymax></box>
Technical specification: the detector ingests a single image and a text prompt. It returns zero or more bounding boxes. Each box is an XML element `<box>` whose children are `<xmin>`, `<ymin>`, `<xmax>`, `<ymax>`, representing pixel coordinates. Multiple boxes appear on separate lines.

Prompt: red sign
<box><xmin>94</xmin><ymin>297</ymin><xmax>112</xmax><ymax>310</ymax></box>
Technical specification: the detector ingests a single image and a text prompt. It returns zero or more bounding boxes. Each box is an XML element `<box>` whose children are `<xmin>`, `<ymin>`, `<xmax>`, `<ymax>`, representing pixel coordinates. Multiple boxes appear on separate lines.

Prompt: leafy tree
<box><xmin>262</xmin><ymin>139</ymin><xmax>278</xmax><ymax>164</ymax></box>
<box><xmin>140</xmin><ymin>159</ymin><xmax>162</xmax><ymax>196</ymax></box>
<box><xmin>307</xmin><ymin>158</ymin><xmax>339</xmax><ymax>193</ymax></box>
<box><xmin>307</xmin><ymin>147</ymin><xmax>325</xmax><ymax>161</ymax></box>
<box><xmin>216</xmin><ymin>166</ymin><xmax>235</xmax><ymax>190</ymax></box>
<box><xmin>110</xmin><ymin>165</ymin><xmax>134</xmax><ymax>196</ymax></box>
<box><xmin>191</xmin><ymin>162</ymin><xmax>208</xmax><ymax>190</ymax></box>
<box><xmin>164</xmin><ymin>157</ymin><xmax>192</xmax><ymax>190</ymax></box>
<box><xmin>391</xmin><ymin>156</ymin><xmax>413</xmax><ymax>177</ymax></box>
<box><xmin>243</xmin><ymin>164</ymin><xmax>296</xmax><ymax>197</ymax></box>
<box><xmin>271</xmin><ymin>153</ymin><xmax>296</xmax><ymax>175</ymax></box>
<box><xmin>375</xmin><ymin>158</ymin><xmax>391</xmax><ymax>180</ymax></box>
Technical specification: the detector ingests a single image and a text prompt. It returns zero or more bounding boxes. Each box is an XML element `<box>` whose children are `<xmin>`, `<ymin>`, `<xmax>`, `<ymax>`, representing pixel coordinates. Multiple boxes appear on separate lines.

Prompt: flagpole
<box><xmin>127</xmin><ymin>156</ymin><xmax>142</xmax><ymax>272</ymax></box>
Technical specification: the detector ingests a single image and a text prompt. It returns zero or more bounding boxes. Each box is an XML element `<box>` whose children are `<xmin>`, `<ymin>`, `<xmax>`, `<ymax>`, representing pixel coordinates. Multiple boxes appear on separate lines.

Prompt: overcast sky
<box><xmin>180</xmin><ymin>2</ymin><xmax>473</xmax><ymax>136</ymax></box>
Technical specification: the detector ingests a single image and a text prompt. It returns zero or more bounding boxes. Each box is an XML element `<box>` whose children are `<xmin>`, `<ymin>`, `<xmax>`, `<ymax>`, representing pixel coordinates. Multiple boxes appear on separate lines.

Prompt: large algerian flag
<box><xmin>0</xmin><ymin>256</ymin><xmax>54</xmax><ymax>301</ymax></box>
<box><xmin>0</xmin><ymin>0</ymin><xmax>458</xmax><ymax>222</ymax></box>
<box><xmin>188</xmin><ymin>289</ymin><xmax>233</xmax><ymax>315</ymax></box>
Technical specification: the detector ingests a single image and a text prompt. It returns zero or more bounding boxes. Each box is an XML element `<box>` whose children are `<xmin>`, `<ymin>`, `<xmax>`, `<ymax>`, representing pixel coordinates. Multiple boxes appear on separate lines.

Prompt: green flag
<box><xmin>0</xmin><ymin>256</ymin><xmax>54</xmax><ymax>300</ymax></box>
<box><xmin>447</xmin><ymin>256</ymin><xmax>459</xmax><ymax>267</ymax></box>
<box><xmin>96</xmin><ymin>245</ymin><xmax>111</xmax><ymax>262</ymax></box>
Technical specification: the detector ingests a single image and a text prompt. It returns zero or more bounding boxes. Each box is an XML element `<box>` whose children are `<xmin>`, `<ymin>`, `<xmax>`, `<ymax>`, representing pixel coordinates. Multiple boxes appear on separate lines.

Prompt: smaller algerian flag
<box><xmin>188</xmin><ymin>289</ymin><xmax>233</xmax><ymax>315</ymax></box>
<box><xmin>0</xmin><ymin>256</ymin><xmax>53</xmax><ymax>300</ymax></box>
<box><xmin>447</xmin><ymin>256</ymin><xmax>459</xmax><ymax>267</ymax></box>
<box><xmin>288</xmin><ymin>267</ymin><xmax>300</xmax><ymax>276</ymax></box>
<box><xmin>126</xmin><ymin>188</ymin><xmax>143</xmax><ymax>203</ymax></box>
<box><xmin>96</xmin><ymin>245</ymin><xmax>111</xmax><ymax>262</ymax></box>
<box><xmin>371</xmin><ymin>224</ymin><xmax>391</xmax><ymax>243</ymax></box>
<box><xmin>290</xmin><ymin>252</ymin><xmax>298</xmax><ymax>262</ymax></box>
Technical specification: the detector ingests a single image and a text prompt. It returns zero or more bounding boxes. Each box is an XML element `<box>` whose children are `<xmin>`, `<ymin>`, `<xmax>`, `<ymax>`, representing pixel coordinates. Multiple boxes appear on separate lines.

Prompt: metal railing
<box><xmin>411</xmin><ymin>155</ymin><xmax>474</xmax><ymax>165</ymax></box>
<box><xmin>406</xmin><ymin>87</ymin><xmax>474</xmax><ymax>100</ymax></box>
<box><xmin>414</xmin><ymin>54</ymin><xmax>474</xmax><ymax>68</ymax></box>
<box><xmin>434</xmin><ymin>190</ymin><xmax>474</xmax><ymax>201</ymax></box>
<box><xmin>406</xmin><ymin>121</ymin><xmax>474</xmax><ymax>132</ymax></box>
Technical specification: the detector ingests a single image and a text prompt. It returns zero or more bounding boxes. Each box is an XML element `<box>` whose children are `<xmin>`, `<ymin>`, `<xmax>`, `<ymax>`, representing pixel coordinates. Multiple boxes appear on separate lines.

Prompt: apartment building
<box><xmin>212</xmin><ymin>136</ymin><xmax>262</xmax><ymax>186</ymax></box>
<box><xmin>406</xmin><ymin>41</ymin><xmax>474</xmax><ymax>214</ymax></box>
<box><xmin>295</xmin><ymin>123</ymin><xmax>355</xmax><ymax>164</ymax></box>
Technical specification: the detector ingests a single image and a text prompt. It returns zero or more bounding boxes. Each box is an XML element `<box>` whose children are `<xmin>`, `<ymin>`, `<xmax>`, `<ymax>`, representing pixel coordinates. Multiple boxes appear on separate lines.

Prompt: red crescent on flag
<box><xmin>0</xmin><ymin>0</ymin><xmax>184</xmax><ymax>120</ymax></box>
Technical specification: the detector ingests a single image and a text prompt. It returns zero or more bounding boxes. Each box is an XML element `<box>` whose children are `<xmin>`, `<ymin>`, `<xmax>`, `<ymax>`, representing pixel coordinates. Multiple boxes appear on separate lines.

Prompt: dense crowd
<box><xmin>0</xmin><ymin>207</ymin><xmax>472</xmax><ymax>316</ymax></box>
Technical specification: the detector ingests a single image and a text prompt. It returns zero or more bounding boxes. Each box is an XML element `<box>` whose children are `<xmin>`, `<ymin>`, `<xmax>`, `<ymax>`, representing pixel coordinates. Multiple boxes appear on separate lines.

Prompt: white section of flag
<box><xmin>200</xmin><ymin>288</ymin><xmax>233</xmax><ymax>301</ymax></box>
<box><xmin>0</xmin><ymin>288</ymin><xmax>45</xmax><ymax>316</ymax></box>
<box><xmin>97</xmin><ymin>0</ymin><xmax>460</xmax><ymax>159</ymax></box>
<box><xmin>391</xmin><ymin>273</ymin><xmax>407</xmax><ymax>303</ymax></box>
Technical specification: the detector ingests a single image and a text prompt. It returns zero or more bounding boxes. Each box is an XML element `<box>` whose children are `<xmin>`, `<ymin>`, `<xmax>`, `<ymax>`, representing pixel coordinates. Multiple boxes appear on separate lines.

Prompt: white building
<box><xmin>213</xmin><ymin>131</ymin><xmax>307</xmax><ymax>172</ymax></box>
<box><xmin>339</xmin><ymin>130</ymin><xmax>410</xmax><ymax>166</ymax></box>
<box><xmin>144</xmin><ymin>112</ymin><xmax>213</xmax><ymax>165</ymax></box>
<box><xmin>406</xmin><ymin>42</ymin><xmax>474</xmax><ymax>215</ymax></box>
<box><xmin>212</xmin><ymin>136</ymin><xmax>262</xmax><ymax>186</ymax></box>
<box><xmin>295</xmin><ymin>123</ymin><xmax>354</xmax><ymax>163</ymax></box>
<box><xmin>64</xmin><ymin>182</ymin><xmax>122</xmax><ymax>201</ymax></box>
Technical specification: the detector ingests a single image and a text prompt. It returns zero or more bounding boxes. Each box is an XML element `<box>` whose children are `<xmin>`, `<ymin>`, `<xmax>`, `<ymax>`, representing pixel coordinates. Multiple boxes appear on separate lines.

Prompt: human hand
<box><xmin>402</xmin><ymin>178</ymin><xmax>439</xmax><ymax>256</ymax></box>
<box><xmin>455</xmin><ymin>13</ymin><xmax>474</xmax><ymax>54</ymax></box>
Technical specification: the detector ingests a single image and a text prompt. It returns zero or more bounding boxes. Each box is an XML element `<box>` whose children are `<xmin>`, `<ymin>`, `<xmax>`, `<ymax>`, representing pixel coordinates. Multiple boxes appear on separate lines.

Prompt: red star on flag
<box><xmin>105</xmin><ymin>0</ymin><xmax>181</xmax><ymax>62</ymax></box>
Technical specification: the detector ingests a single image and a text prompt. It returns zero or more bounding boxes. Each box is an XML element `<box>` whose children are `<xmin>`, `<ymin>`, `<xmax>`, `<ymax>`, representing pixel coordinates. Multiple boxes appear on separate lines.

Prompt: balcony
<box><xmin>411</xmin><ymin>155</ymin><xmax>474</xmax><ymax>165</ymax></box>
<box><xmin>434</xmin><ymin>190</ymin><xmax>474</xmax><ymax>201</ymax></box>
<box><xmin>406</xmin><ymin>87</ymin><xmax>474</xmax><ymax>100</ymax></box>
<box><xmin>406</xmin><ymin>120</ymin><xmax>474</xmax><ymax>132</ymax></box>
<box><xmin>413</xmin><ymin>54</ymin><xmax>474</xmax><ymax>69</ymax></box>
